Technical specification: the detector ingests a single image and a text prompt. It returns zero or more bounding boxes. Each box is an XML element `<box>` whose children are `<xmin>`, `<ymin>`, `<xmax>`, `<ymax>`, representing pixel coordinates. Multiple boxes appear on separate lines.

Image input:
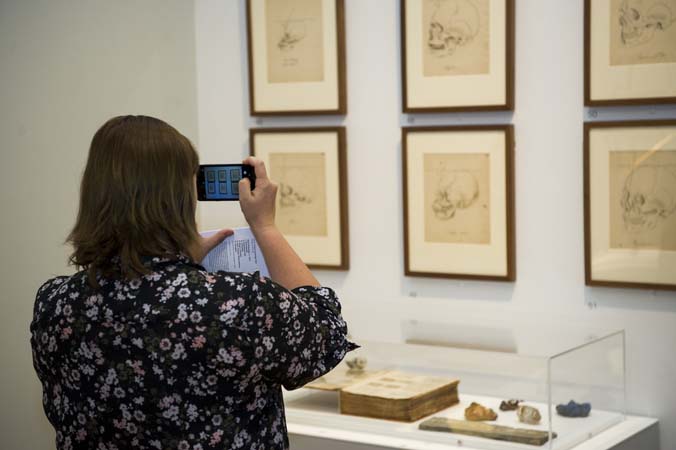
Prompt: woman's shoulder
<box><xmin>32</xmin><ymin>272</ymin><xmax>88</xmax><ymax>323</ymax></box>
<box><xmin>36</xmin><ymin>271</ymin><xmax>86</xmax><ymax>300</ymax></box>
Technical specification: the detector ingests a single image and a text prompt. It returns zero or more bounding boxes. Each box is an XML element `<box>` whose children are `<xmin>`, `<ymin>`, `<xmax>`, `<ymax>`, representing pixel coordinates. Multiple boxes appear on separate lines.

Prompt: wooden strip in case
<box><xmin>419</xmin><ymin>417</ymin><xmax>557</xmax><ymax>446</ymax></box>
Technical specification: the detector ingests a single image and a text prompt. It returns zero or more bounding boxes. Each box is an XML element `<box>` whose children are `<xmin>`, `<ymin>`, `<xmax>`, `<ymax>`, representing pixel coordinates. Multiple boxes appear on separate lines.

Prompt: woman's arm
<box><xmin>250</xmin><ymin>225</ymin><xmax>320</xmax><ymax>289</ymax></box>
<box><xmin>243</xmin><ymin>276</ymin><xmax>357</xmax><ymax>390</ymax></box>
<box><xmin>237</xmin><ymin>157</ymin><xmax>356</xmax><ymax>388</ymax></box>
<box><xmin>238</xmin><ymin>157</ymin><xmax>319</xmax><ymax>290</ymax></box>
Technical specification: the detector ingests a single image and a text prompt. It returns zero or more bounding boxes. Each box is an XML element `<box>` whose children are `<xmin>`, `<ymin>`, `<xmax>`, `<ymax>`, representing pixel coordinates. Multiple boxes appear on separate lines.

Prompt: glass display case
<box><xmin>283</xmin><ymin>323</ymin><xmax>626</xmax><ymax>449</ymax></box>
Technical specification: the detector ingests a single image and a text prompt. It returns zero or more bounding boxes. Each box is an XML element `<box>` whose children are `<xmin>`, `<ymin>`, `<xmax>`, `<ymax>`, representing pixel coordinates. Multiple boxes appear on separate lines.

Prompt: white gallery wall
<box><xmin>0</xmin><ymin>1</ymin><xmax>198</xmax><ymax>448</ymax></box>
<box><xmin>194</xmin><ymin>1</ymin><xmax>676</xmax><ymax>449</ymax></box>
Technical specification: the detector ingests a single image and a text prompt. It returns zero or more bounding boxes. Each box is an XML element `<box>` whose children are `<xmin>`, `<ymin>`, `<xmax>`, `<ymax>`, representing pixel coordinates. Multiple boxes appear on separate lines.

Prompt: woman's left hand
<box><xmin>190</xmin><ymin>229</ymin><xmax>234</xmax><ymax>263</ymax></box>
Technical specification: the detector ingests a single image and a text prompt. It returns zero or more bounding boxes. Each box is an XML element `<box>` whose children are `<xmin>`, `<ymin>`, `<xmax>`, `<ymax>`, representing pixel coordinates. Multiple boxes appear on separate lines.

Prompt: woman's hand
<box><xmin>239</xmin><ymin>157</ymin><xmax>278</xmax><ymax>232</ymax></box>
<box><xmin>190</xmin><ymin>228</ymin><xmax>234</xmax><ymax>263</ymax></box>
<box><xmin>238</xmin><ymin>156</ymin><xmax>319</xmax><ymax>289</ymax></box>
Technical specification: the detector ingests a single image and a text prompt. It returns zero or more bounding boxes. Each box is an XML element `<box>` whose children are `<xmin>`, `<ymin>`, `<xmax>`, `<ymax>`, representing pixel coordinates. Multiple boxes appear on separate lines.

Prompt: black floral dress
<box><xmin>30</xmin><ymin>254</ymin><xmax>356</xmax><ymax>450</ymax></box>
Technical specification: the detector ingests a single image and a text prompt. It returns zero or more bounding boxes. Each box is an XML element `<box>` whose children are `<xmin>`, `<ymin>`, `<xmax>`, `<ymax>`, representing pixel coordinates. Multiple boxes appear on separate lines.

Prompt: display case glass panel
<box><xmin>283</xmin><ymin>325</ymin><xmax>626</xmax><ymax>450</ymax></box>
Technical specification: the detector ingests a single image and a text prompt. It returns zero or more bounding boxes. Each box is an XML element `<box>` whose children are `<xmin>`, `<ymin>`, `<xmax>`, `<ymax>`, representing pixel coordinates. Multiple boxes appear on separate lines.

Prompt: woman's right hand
<box><xmin>239</xmin><ymin>157</ymin><xmax>278</xmax><ymax>232</ymax></box>
<box><xmin>239</xmin><ymin>157</ymin><xmax>319</xmax><ymax>289</ymax></box>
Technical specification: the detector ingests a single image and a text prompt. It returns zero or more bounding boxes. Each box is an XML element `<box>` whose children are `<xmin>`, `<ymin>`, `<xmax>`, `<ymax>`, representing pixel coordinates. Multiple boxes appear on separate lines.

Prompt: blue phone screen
<box><xmin>203</xmin><ymin>166</ymin><xmax>242</xmax><ymax>200</ymax></box>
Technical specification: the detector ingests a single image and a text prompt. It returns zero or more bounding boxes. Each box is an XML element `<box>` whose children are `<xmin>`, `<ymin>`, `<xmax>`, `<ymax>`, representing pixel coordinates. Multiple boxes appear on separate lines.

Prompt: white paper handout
<box><xmin>200</xmin><ymin>227</ymin><xmax>269</xmax><ymax>277</ymax></box>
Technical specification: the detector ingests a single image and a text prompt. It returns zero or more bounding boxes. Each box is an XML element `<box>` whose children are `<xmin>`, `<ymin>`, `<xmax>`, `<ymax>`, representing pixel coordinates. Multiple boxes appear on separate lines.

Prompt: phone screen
<box><xmin>197</xmin><ymin>165</ymin><xmax>248</xmax><ymax>201</ymax></box>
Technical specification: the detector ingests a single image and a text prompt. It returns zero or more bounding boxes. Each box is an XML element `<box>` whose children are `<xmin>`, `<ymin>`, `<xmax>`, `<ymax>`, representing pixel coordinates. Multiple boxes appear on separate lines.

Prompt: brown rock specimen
<box><xmin>465</xmin><ymin>402</ymin><xmax>498</xmax><ymax>421</ymax></box>
<box><xmin>499</xmin><ymin>399</ymin><xmax>522</xmax><ymax>411</ymax></box>
<box><xmin>516</xmin><ymin>405</ymin><xmax>542</xmax><ymax>425</ymax></box>
<box><xmin>346</xmin><ymin>356</ymin><xmax>368</xmax><ymax>372</ymax></box>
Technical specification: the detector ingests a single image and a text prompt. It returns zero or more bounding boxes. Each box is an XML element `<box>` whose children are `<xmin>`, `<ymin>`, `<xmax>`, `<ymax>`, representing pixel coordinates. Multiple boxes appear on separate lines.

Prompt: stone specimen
<box><xmin>465</xmin><ymin>402</ymin><xmax>498</xmax><ymax>421</ymax></box>
<box><xmin>556</xmin><ymin>400</ymin><xmax>591</xmax><ymax>418</ymax></box>
<box><xmin>499</xmin><ymin>399</ymin><xmax>522</xmax><ymax>411</ymax></box>
<box><xmin>345</xmin><ymin>356</ymin><xmax>367</xmax><ymax>372</ymax></box>
<box><xmin>516</xmin><ymin>405</ymin><xmax>541</xmax><ymax>425</ymax></box>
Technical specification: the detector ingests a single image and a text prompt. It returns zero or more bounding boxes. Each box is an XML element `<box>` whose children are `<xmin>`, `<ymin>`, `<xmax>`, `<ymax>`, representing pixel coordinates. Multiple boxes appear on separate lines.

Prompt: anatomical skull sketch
<box><xmin>431</xmin><ymin>171</ymin><xmax>479</xmax><ymax>220</ymax></box>
<box><xmin>279</xmin><ymin>182</ymin><xmax>313</xmax><ymax>208</ymax></box>
<box><xmin>618</xmin><ymin>0</ymin><xmax>674</xmax><ymax>46</ymax></box>
<box><xmin>265</xmin><ymin>0</ymin><xmax>325</xmax><ymax>83</ymax></box>
<box><xmin>277</xmin><ymin>12</ymin><xmax>307</xmax><ymax>52</ymax></box>
<box><xmin>620</xmin><ymin>165</ymin><xmax>676</xmax><ymax>232</ymax></box>
<box><xmin>609</xmin><ymin>150</ymin><xmax>676</xmax><ymax>251</ymax></box>
<box><xmin>427</xmin><ymin>1</ymin><xmax>480</xmax><ymax>56</ymax></box>
<box><xmin>422</xmin><ymin>0</ymin><xmax>490</xmax><ymax>76</ymax></box>
<box><xmin>269</xmin><ymin>152</ymin><xmax>328</xmax><ymax>237</ymax></box>
<box><xmin>424</xmin><ymin>153</ymin><xmax>491</xmax><ymax>244</ymax></box>
<box><xmin>610</xmin><ymin>0</ymin><xmax>676</xmax><ymax>65</ymax></box>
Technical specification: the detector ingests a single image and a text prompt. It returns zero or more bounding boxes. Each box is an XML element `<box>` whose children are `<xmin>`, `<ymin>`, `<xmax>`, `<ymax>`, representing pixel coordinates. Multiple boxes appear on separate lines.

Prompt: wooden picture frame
<box><xmin>584</xmin><ymin>0</ymin><xmax>676</xmax><ymax>106</ymax></box>
<box><xmin>246</xmin><ymin>0</ymin><xmax>347</xmax><ymax>116</ymax></box>
<box><xmin>584</xmin><ymin>120</ymin><xmax>676</xmax><ymax>290</ymax></box>
<box><xmin>250</xmin><ymin>127</ymin><xmax>349</xmax><ymax>270</ymax></box>
<box><xmin>403</xmin><ymin>125</ymin><xmax>516</xmax><ymax>280</ymax></box>
<box><xmin>401</xmin><ymin>0</ymin><xmax>515</xmax><ymax>113</ymax></box>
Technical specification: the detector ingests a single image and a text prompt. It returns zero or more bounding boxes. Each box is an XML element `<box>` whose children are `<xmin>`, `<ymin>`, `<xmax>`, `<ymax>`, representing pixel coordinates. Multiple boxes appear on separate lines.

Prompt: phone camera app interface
<box><xmin>204</xmin><ymin>166</ymin><xmax>242</xmax><ymax>200</ymax></box>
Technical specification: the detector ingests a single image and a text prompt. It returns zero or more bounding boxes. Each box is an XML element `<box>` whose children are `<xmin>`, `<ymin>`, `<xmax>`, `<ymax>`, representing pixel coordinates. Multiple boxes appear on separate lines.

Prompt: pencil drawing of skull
<box><xmin>265</xmin><ymin>0</ymin><xmax>324</xmax><ymax>83</ymax></box>
<box><xmin>277</xmin><ymin>11</ymin><xmax>306</xmax><ymax>52</ymax></box>
<box><xmin>427</xmin><ymin>0</ymin><xmax>481</xmax><ymax>56</ymax></box>
<box><xmin>432</xmin><ymin>172</ymin><xmax>479</xmax><ymax>220</ymax></box>
<box><xmin>279</xmin><ymin>183</ymin><xmax>312</xmax><ymax>208</ymax></box>
<box><xmin>424</xmin><ymin>153</ymin><xmax>490</xmax><ymax>245</ymax></box>
<box><xmin>620</xmin><ymin>165</ymin><xmax>676</xmax><ymax>232</ymax></box>
<box><xmin>618</xmin><ymin>0</ymin><xmax>674</xmax><ymax>47</ymax></box>
<box><xmin>269</xmin><ymin>152</ymin><xmax>328</xmax><ymax>237</ymax></box>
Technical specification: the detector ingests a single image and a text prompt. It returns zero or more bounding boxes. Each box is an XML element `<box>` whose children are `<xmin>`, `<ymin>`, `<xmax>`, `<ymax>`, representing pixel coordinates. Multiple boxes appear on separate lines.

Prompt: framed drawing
<box><xmin>585</xmin><ymin>0</ymin><xmax>676</xmax><ymax>106</ymax></box>
<box><xmin>401</xmin><ymin>0</ymin><xmax>515</xmax><ymax>112</ymax></box>
<box><xmin>246</xmin><ymin>0</ymin><xmax>347</xmax><ymax>115</ymax></box>
<box><xmin>403</xmin><ymin>125</ymin><xmax>515</xmax><ymax>280</ymax></box>
<box><xmin>584</xmin><ymin>120</ymin><xmax>676</xmax><ymax>290</ymax></box>
<box><xmin>250</xmin><ymin>127</ymin><xmax>349</xmax><ymax>269</ymax></box>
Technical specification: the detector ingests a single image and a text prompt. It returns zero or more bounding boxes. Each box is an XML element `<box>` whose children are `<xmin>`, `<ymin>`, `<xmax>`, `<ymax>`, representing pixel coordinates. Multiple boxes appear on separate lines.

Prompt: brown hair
<box><xmin>68</xmin><ymin>115</ymin><xmax>200</xmax><ymax>286</ymax></box>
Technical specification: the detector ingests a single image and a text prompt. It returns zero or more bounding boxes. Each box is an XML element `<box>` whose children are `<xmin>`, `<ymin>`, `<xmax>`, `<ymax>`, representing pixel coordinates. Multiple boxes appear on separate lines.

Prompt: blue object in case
<box><xmin>556</xmin><ymin>400</ymin><xmax>592</xmax><ymax>418</ymax></box>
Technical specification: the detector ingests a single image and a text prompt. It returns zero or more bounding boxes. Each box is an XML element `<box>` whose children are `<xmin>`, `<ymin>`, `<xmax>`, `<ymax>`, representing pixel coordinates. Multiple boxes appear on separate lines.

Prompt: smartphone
<box><xmin>196</xmin><ymin>164</ymin><xmax>256</xmax><ymax>201</ymax></box>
